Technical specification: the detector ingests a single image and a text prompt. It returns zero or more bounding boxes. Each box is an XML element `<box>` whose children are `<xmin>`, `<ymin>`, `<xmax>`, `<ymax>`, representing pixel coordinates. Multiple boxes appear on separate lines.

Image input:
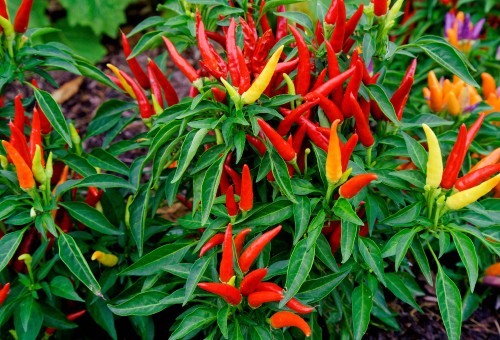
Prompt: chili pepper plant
<box><xmin>0</xmin><ymin>0</ymin><xmax>499</xmax><ymax>339</ymax></box>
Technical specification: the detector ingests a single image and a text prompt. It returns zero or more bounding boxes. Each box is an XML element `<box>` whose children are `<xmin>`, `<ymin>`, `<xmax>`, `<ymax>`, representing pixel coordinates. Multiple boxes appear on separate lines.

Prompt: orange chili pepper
<box><xmin>481</xmin><ymin>73</ymin><xmax>496</xmax><ymax>99</ymax></box>
<box><xmin>470</xmin><ymin>148</ymin><xmax>500</xmax><ymax>172</ymax></box>
<box><xmin>326</xmin><ymin>119</ymin><xmax>342</xmax><ymax>184</ymax></box>
<box><xmin>2</xmin><ymin>140</ymin><xmax>35</xmax><ymax>190</ymax></box>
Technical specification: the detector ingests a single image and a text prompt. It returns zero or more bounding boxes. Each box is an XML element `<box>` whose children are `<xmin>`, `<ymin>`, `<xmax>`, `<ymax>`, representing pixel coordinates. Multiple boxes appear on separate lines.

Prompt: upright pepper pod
<box><xmin>343</xmin><ymin>4</ymin><xmax>364</xmax><ymax>42</ymax></box>
<box><xmin>29</xmin><ymin>108</ymin><xmax>44</xmax><ymax>164</ymax></box>
<box><xmin>373</xmin><ymin>0</ymin><xmax>388</xmax><ymax>16</ymax></box>
<box><xmin>0</xmin><ymin>283</ymin><xmax>10</xmax><ymax>306</ymax></box>
<box><xmin>234</xmin><ymin>228</ymin><xmax>251</xmax><ymax>256</ymax></box>
<box><xmin>288</xmin><ymin>25</ymin><xmax>310</xmax><ymax>97</ymax></box>
<box><xmin>225</xmin><ymin>185</ymin><xmax>239</xmax><ymax>218</ymax></box>
<box><xmin>350</xmin><ymin>94</ymin><xmax>374</xmax><ymax>147</ymax></box>
<box><xmin>241</xmin><ymin>45</ymin><xmax>284</xmax><ymax>105</ymax></box>
<box><xmin>219</xmin><ymin>224</ymin><xmax>234</xmax><ymax>283</ymax></box>
<box><xmin>441</xmin><ymin>124</ymin><xmax>468</xmax><ymax>189</ymax></box>
<box><xmin>2</xmin><ymin>140</ymin><xmax>35</xmax><ymax>190</ymax></box>
<box><xmin>121</xmin><ymin>31</ymin><xmax>150</xmax><ymax>89</ymax></box>
<box><xmin>422</xmin><ymin>124</ymin><xmax>443</xmax><ymax>188</ymax></box>
<box><xmin>465</xmin><ymin>113</ymin><xmax>484</xmax><ymax>148</ymax></box>
<box><xmin>226</xmin><ymin>18</ymin><xmax>240</xmax><ymax>87</ymax></box>
<box><xmin>147</xmin><ymin>59</ymin><xmax>179</xmax><ymax>106</ymax></box>
<box><xmin>326</xmin><ymin>119</ymin><xmax>342</xmax><ymax>184</ymax></box>
<box><xmin>119</xmin><ymin>70</ymin><xmax>153</xmax><ymax>122</ymax></box>
<box><xmin>330</xmin><ymin>0</ymin><xmax>346</xmax><ymax>52</ymax></box>
<box><xmin>14</xmin><ymin>0</ymin><xmax>34</xmax><ymax>33</ymax></box>
<box><xmin>13</xmin><ymin>95</ymin><xmax>25</xmax><ymax>133</ymax></box>
<box><xmin>163</xmin><ymin>36</ymin><xmax>200</xmax><ymax>84</ymax></box>
<box><xmin>325</xmin><ymin>0</ymin><xmax>338</xmax><ymax>24</ymax></box>
<box><xmin>8</xmin><ymin>122</ymin><xmax>31</xmax><ymax>167</ymax></box>
<box><xmin>446</xmin><ymin>174</ymin><xmax>500</xmax><ymax>210</ymax></box>
<box><xmin>240</xmin><ymin>164</ymin><xmax>253</xmax><ymax>212</ymax></box>
<box><xmin>341</xmin><ymin>134</ymin><xmax>358</xmax><ymax>171</ymax></box>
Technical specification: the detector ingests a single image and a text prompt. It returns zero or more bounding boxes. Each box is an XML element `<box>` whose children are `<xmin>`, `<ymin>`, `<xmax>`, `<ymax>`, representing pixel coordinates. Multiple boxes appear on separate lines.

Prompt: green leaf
<box><xmin>380</xmin><ymin>202</ymin><xmax>423</xmax><ymax>227</ymax></box>
<box><xmin>119</xmin><ymin>243</ymin><xmax>191</xmax><ymax>276</ymax></box>
<box><xmin>293</xmin><ymin>196</ymin><xmax>311</xmax><ymax>244</ymax></box>
<box><xmin>33</xmin><ymin>88</ymin><xmax>72</xmax><ymax>146</ymax></box>
<box><xmin>297</xmin><ymin>264</ymin><xmax>352</xmax><ymax>302</ymax></box>
<box><xmin>58</xmin><ymin>233</ymin><xmax>102</xmax><ymax>297</ymax></box>
<box><xmin>217</xmin><ymin>305</ymin><xmax>230</xmax><ymax>339</ymax></box>
<box><xmin>201</xmin><ymin>154</ymin><xmax>227</xmax><ymax>225</ymax></box>
<box><xmin>341</xmin><ymin>220</ymin><xmax>358</xmax><ymax>263</ymax></box>
<box><xmin>413</xmin><ymin>38</ymin><xmax>478</xmax><ymax>87</ymax></box>
<box><xmin>183</xmin><ymin>254</ymin><xmax>214</xmax><ymax>306</ymax></box>
<box><xmin>172</xmin><ymin>128</ymin><xmax>209</xmax><ymax>183</ymax></box>
<box><xmin>315</xmin><ymin>234</ymin><xmax>339</xmax><ymax>272</ymax></box>
<box><xmin>88</xmin><ymin>299</ymin><xmax>118</xmax><ymax>340</ymax></box>
<box><xmin>85</xmin><ymin>100</ymin><xmax>134</xmax><ymax>139</ymax></box>
<box><xmin>385</xmin><ymin>273</ymin><xmax>423</xmax><ymax>312</ymax></box>
<box><xmin>59</xmin><ymin>201</ymin><xmax>123</xmax><ymax>236</ymax></box>
<box><xmin>170</xmin><ymin>306</ymin><xmax>216</xmax><ymax>340</ymax></box>
<box><xmin>402</xmin><ymin>132</ymin><xmax>427</xmax><ymax>172</ymax></box>
<box><xmin>55</xmin><ymin>174</ymin><xmax>135</xmax><ymax>196</ymax></box>
<box><xmin>129</xmin><ymin>31</ymin><xmax>165</xmax><ymax>59</ymax></box>
<box><xmin>129</xmin><ymin>183</ymin><xmax>151</xmax><ymax>256</ymax></box>
<box><xmin>108</xmin><ymin>291</ymin><xmax>169</xmax><ymax>316</ymax></box>
<box><xmin>281</xmin><ymin>239</ymin><xmax>315</xmax><ymax>307</ymax></box>
<box><xmin>127</xmin><ymin>16</ymin><xmax>165</xmax><ymax>37</ymax></box>
<box><xmin>352</xmin><ymin>282</ymin><xmax>373</xmax><ymax>340</ymax></box>
<box><xmin>0</xmin><ymin>228</ymin><xmax>26</xmax><ymax>272</ymax></box>
<box><xmin>15</xmin><ymin>298</ymin><xmax>43</xmax><ymax>340</ymax></box>
<box><xmin>334</xmin><ymin>198</ymin><xmax>364</xmax><ymax>226</ymax></box>
<box><xmin>238</xmin><ymin>199</ymin><xmax>293</xmax><ymax>227</ymax></box>
<box><xmin>410</xmin><ymin>237</ymin><xmax>433</xmax><ymax>286</ymax></box>
<box><xmin>450</xmin><ymin>231</ymin><xmax>478</xmax><ymax>292</ymax></box>
<box><xmin>62</xmin><ymin>154</ymin><xmax>97</xmax><ymax>177</ymax></box>
<box><xmin>49</xmin><ymin>276</ymin><xmax>84</xmax><ymax>302</ymax></box>
<box><xmin>358</xmin><ymin>237</ymin><xmax>386</xmax><ymax>286</ymax></box>
<box><xmin>269</xmin><ymin>148</ymin><xmax>297</xmax><ymax>203</ymax></box>
<box><xmin>367</xmin><ymin>84</ymin><xmax>400</xmax><ymax>125</ymax></box>
<box><xmin>394</xmin><ymin>227</ymin><xmax>419</xmax><ymax>271</ymax></box>
<box><xmin>88</xmin><ymin>148</ymin><xmax>130</xmax><ymax>175</ymax></box>
<box><xmin>436</xmin><ymin>266</ymin><xmax>462</xmax><ymax>340</ymax></box>
<box><xmin>274</xmin><ymin>11</ymin><xmax>313</xmax><ymax>33</ymax></box>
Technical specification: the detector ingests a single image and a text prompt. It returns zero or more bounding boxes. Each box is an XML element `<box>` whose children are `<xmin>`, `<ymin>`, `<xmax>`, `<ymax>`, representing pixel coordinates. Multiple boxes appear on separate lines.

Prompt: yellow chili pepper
<box><xmin>32</xmin><ymin>145</ymin><xmax>46</xmax><ymax>184</ymax></box>
<box><xmin>422</xmin><ymin>124</ymin><xmax>443</xmax><ymax>188</ymax></box>
<box><xmin>447</xmin><ymin>92</ymin><xmax>460</xmax><ymax>116</ymax></box>
<box><xmin>91</xmin><ymin>251</ymin><xmax>119</xmax><ymax>267</ymax></box>
<box><xmin>326</xmin><ymin>119</ymin><xmax>342</xmax><ymax>184</ymax></box>
<box><xmin>107</xmin><ymin>64</ymin><xmax>136</xmax><ymax>99</ymax></box>
<box><xmin>446</xmin><ymin>174</ymin><xmax>500</xmax><ymax>210</ymax></box>
<box><xmin>241</xmin><ymin>45</ymin><xmax>284</xmax><ymax>105</ymax></box>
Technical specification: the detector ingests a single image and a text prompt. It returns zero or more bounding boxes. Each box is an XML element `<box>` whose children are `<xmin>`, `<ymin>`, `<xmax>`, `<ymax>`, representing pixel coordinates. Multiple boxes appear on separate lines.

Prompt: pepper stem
<box><xmin>326</xmin><ymin>183</ymin><xmax>336</xmax><ymax>205</ymax></box>
<box><xmin>366</xmin><ymin>146</ymin><xmax>373</xmax><ymax>167</ymax></box>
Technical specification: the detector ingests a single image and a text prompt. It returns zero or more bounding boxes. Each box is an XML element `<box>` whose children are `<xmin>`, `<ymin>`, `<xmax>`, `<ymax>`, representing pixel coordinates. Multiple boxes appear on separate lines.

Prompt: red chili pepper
<box><xmin>277</xmin><ymin>99</ymin><xmax>320</xmax><ymax>136</ymax></box>
<box><xmin>119</xmin><ymin>70</ymin><xmax>153</xmax><ymax>119</ymax></box>
<box><xmin>441</xmin><ymin>124</ymin><xmax>468</xmax><ymax>189</ymax></box>
<box><xmin>226</xmin><ymin>19</ymin><xmax>240</xmax><ymax>87</ymax></box>
<box><xmin>162</xmin><ymin>37</ymin><xmax>200</xmax><ymax>83</ymax></box>
<box><xmin>13</xmin><ymin>0</ymin><xmax>33</xmax><ymax>33</ymax></box>
<box><xmin>206</xmin><ymin>31</ymin><xmax>226</xmax><ymax>46</ymax></box>
<box><xmin>30</xmin><ymin>80</ymin><xmax>52</xmax><ymax>134</ymax></box>
<box><xmin>309</xmin><ymin>93</ymin><xmax>344</xmax><ymax>123</ymax></box>
<box><xmin>121</xmin><ymin>32</ymin><xmax>150</xmax><ymax>89</ymax></box>
<box><xmin>330</xmin><ymin>0</ymin><xmax>346</xmax><ymax>52</ymax></box>
<box><xmin>147</xmin><ymin>64</ymin><xmax>163</xmax><ymax>110</ymax></box>
<box><xmin>234</xmin><ymin>228</ymin><xmax>251</xmax><ymax>256</ymax></box>
<box><xmin>325</xmin><ymin>0</ymin><xmax>338</xmax><ymax>25</ymax></box>
<box><xmin>373</xmin><ymin>0</ymin><xmax>388</xmax><ymax>16</ymax></box>
<box><xmin>224</xmin><ymin>164</ymin><xmax>242</xmax><ymax>196</ymax></box>
<box><xmin>220</xmin><ymin>224</ymin><xmax>234</xmax><ymax>283</ymax></box>
<box><xmin>0</xmin><ymin>0</ymin><xmax>8</xmax><ymax>20</ymax></box>
<box><xmin>239</xmin><ymin>268</ymin><xmax>268</xmax><ymax>296</ymax></box>
<box><xmin>237</xmin><ymin>47</ymin><xmax>251</xmax><ymax>94</ymax></box>
<box><xmin>240</xmin><ymin>18</ymin><xmax>257</xmax><ymax>64</ymax></box>
<box><xmin>13</xmin><ymin>94</ymin><xmax>25</xmax><ymax>132</ymax></box>
<box><xmin>240</xmin><ymin>164</ymin><xmax>253</xmax><ymax>212</ymax></box>
<box><xmin>12</xmin><ymin>227</ymin><xmax>36</xmax><ymax>272</ymax></box>
<box><xmin>0</xmin><ymin>283</ymin><xmax>10</xmax><ymax>306</ymax></box>
<box><xmin>288</xmin><ymin>25</ymin><xmax>310</xmax><ymax>96</ymax></box>
<box><xmin>342</xmin><ymin>38</ymin><xmax>356</xmax><ymax>54</ymax></box>
<box><xmin>238</xmin><ymin>225</ymin><xmax>282</xmax><ymax>272</ymax></box>
<box><xmin>257</xmin><ymin>119</ymin><xmax>296</xmax><ymax>162</ymax></box>
<box><xmin>339</xmin><ymin>173</ymin><xmax>378</xmax><ymax>198</ymax></box>
<box><xmin>343</xmin><ymin>4</ymin><xmax>364</xmax><ymax>42</ymax></box>
<box><xmin>270</xmin><ymin>311</ymin><xmax>312</xmax><ymax>336</ymax></box>
<box><xmin>341</xmin><ymin>134</ymin><xmax>358</xmax><ymax>171</ymax></box>
<box><xmin>8</xmin><ymin>122</ymin><xmax>31</xmax><ymax>167</ymax></box>
<box><xmin>275</xmin><ymin>58</ymin><xmax>299</xmax><ymax>75</ymax></box>
<box><xmin>256</xmin><ymin>282</ymin><xmax>314</xmax><ymax>314</ymax></box>
<box><xmin>251</xmin><ymin>29</ymin><xmax>275</xmax><ymax>74</ymax></box>
<box><xmin>246</xmin><ymin>135</ymin><xmax>266</xmax><ymax>155</ymax></box>
<box><xmin>455</xmin><ymin>164</ymin><xmax>500</xmax><ymax>191</ymax></box>
<box><xmin>199</xmin><ymin>233</ymin><xmax>224</xmax><ymax>257</ymax></box>
<box><xmin>198</xmin><ymin>21</ymin><xmax>224</xmax><ymax>79</ymax></box>
<box><xmin>197</xmin><ymin>282</ymin><xmax>242</xmax><ymax>305</ymax></box>
<box><xmin>259</xmin><ymin>1</ymin><xmax>272</xmax><ymax>35</ymax></box>
<box><xmin>341</xmin><ymin>60</ymin><xmax>363</xmax><ymax>117</ymax></box>
<box><xmin>306</xmin><ymin>67</ymin><xmax>355</xmax><ymax>98</ymax></box>
<box><xmin>219</xmin><ymin>168</ymin><xmax>230</xmax><ymax>195</ymax></box>
<box><xmin>248</xmin><ymin>291</ymin><xmax>283</xmax><ymax>308</ymax></box>
<box><xmin>59</xmin><ymin>210</ymin><xmax>72</xmax><ymax>233</ymax></box>
<box><xmin>466</xmin><ymin>113</ymin><xmax>485</xmax><ymax>148</ymax></box>
<box><xmin>349</xmin><ymin>93</ymin><xmax>374</xmax><ymax>147</ymax></box>
<box><xmin>211</xmin><ymin>87</ymin><xmax>227</xmax><ymax>103</ymax></box>
<box><xmin>315</xmin><ymin>20</ymin><xmax>324</xmax><ymax>45</ymax></box>
<box><xmin>311</xmin><ymin>69</ymin><xmax>327</xmax><ymax>92</ymax></box>
<box><xmin>329</xmin><ymin>224</ymin><xmax>342</xmax><ymax>253</ymax></box>
<box><xmin>147</xmin><ymin>60</ymin><xmax>179</xmax><ymax>106</ymax></box>
<box><xmin>46</xmin><ymin>309</ymin><xmax>87</xmax><ymax>335</ymax></box>
<box><xmin>225</xmin><ymin>185</ymin><xmax>239</xmax><ymax>217</ymax></box>
<box><xmin>391</xmin><ymin>76</ymin><xmax>414</xmax><ymax>121</ymax></box>
<box><xmin>292</xmin><ymin>124</ymin><xmax>308</xmax><ymax>153</ymax></box>
<box><xmin>325</xmin><ymin>41</ymin><xmax>340</xmax><ymax>80</ymax></box>
<box><xmin>29</xmin><ymin>108</ymin><xmax>44</xmax><ymax>165</ymax></box>
<box><xmin>85</xmin><ymin>187</ymin><xmax>103</xmax><ymax>207</ymax></box>
<box><xmin>275</xmin><ymin>6</ymin><xmax>288</xmax><ymax>42</ymax></box>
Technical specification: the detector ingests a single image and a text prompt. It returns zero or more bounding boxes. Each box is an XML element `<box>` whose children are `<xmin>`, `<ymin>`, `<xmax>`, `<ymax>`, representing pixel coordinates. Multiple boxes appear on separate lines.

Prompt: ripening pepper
<box><xmin>91</xmin><ymin>251</ymin><xmax>119</xmax><ymax>267</ymax></box>
<box><xmin>445</xmin><ymin>174</ymin><xmax>500</xmax><ymax>210</ymax></box>
<box><xmin>14</xmin><ymin>0</ymin><xmax>34</xmax><ymax>33</ymax></box>
<box><xmin>422</xmin><ymin>124</ymin><xmax>443</xmax><ymax>188</ymax></box>
<box><xmin>485</xmin><ymin>263</ymin><xmax>500</xmax><ymax>276</ymax></box>
<box><xmin>326</xmin><ymin>119</ymin><xmax>342</xmax><ymax>184</ymax></box>
<box><xmin>2</xmin><ymin>140</ymin><xmax>35</xmax><ymax>190</ymax></box>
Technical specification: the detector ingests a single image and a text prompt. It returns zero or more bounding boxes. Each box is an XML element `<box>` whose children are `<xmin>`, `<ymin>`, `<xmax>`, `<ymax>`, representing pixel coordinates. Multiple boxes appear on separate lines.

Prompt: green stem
<box><xmin>326</xmin><ymin>183</ymin><xmax>335</xmax><ymax>205</ymax></box>
<box><xmin>366</xmin><ymin>146</ymin><xmax>373</xmax><ymax>167</ymax></box>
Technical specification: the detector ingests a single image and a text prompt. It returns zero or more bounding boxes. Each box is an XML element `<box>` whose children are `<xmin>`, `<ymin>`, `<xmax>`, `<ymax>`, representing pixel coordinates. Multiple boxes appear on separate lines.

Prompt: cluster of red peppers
<box><xmin>0</xmin><ymin>0</ymin><xmax>36</xmax><ymax>57</ymax></box>
<box><xmin>197</xmin><ymin>224</ymin><xmax>312</xmax><ymax>336</ymax></box>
